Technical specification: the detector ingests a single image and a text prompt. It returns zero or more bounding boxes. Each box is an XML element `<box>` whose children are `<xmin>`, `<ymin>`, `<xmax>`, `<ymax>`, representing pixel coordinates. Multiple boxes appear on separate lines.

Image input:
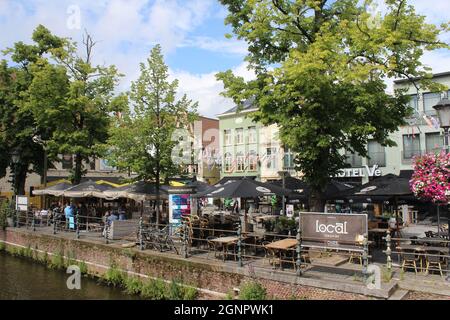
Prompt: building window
<box><xmin>248</xmin><ymin>126</ymin><xmax>257</xmax><ymax>144</ymax></box>
<box><xmin>266</xmin><ymin>147</ymin><xmax>277</xmax><ymax>170</ymax></box>
<box><xmin>224</xmin><ymin>129</ymin><xmax>232</xmax><ymax>146</ymax></box>
<box><xmin>283</xmin><ymin>148</ymin><xmax>295</xmax><ymax>169</ymax></box>
<box><xmin>426</xmin><ymin>132</ymin><xmax>443</xmax><ymax>154</ymax></box>
<box><xmin>236</xmin><ymin>152</ymin><xmax>245</xmax><ymax>172</ymax></box>
<box><xmin>235</xmin><ymin>128</ymin><xmax>244</xmax><ymax>144</ymax></box>
<box><xmin>62</xmin><ymin>154</ymin><xmax>73</xmax><ymax>170</ymax></box>
<box><xmin>367</xmin><ymin>141</ymin><xmax>386</xmax><ymax>167</ymax></box>
<box><xmin>423</xmin><ymin>92</ymin><xmax>441</xmax><ymax>114</ymax></box>
<box><xmin>408</xmin><ymin>94</ymin><xmax>418</xmax><ymax>111</ymax></box>
<box><xmin>403</xmin><ymin>134</ymin><xmax>421</xmax><ymax>159</ymax></box>
<box><xmin>248</xmin><ymin>150</ymin><xmax>258</xmax><ymax>171</ymax></box>
<box><xmin>224</xmin><ymin>153</ymin><xmax>232</xmax><ymax>172</ymax></box>
<box><xmin>344</xmin><ymin>150</ymin><xmax>362</xmax><ymax>167</ymax></box>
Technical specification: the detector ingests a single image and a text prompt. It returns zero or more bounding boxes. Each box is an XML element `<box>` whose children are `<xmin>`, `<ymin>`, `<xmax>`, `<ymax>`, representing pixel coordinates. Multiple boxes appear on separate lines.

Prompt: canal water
<box><xmin>0</xmin><ymin>251</ymin><xmax>137</xmax><ymax>300</ymax></box>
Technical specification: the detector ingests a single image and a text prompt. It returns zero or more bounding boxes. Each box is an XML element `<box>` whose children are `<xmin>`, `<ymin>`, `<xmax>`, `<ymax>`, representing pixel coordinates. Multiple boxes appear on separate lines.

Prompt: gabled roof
<box><xmin>218</xmin><ymin>98</ymin><xmax>257</xmax><ymax>117</ymax></box>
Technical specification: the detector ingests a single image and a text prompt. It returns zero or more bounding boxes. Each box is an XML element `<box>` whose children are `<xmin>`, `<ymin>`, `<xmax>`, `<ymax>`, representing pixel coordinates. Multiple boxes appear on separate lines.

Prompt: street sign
<box><xmin>15</xmin><ymin>196</ymin><xmax>28</xmax><ymax>212</ymax></box>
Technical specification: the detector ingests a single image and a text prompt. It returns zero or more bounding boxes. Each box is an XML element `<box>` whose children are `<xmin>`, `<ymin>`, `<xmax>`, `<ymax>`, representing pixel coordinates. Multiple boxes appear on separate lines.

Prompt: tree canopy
<box><xmin>217</xmin><ymin>0</ymin><xmax>449</xmax><ymax>210</ymax></box>
<box><xmin>106</xmin><ymin>45</ymin><xmax>198</xmax><ymax>223</ymax></box>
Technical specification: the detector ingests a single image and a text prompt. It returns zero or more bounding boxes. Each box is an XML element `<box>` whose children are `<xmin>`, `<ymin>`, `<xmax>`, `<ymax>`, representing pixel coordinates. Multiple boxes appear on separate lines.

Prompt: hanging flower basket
<box><xmin>410</xmin><ymin>151</ymin><xmax>450</xmax><ymax>203</ymax></box>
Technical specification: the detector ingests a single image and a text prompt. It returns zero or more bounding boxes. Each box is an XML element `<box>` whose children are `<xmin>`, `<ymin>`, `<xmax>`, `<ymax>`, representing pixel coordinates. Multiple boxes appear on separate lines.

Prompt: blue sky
<box><xmin>0</xmin><ymin>0</ymin><xmax>449</xmax><ymax>118</ymax></box>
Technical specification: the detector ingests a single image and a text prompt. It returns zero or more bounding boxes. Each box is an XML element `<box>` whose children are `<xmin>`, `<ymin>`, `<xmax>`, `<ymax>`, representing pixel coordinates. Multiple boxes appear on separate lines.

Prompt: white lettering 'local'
<box><xmin>315</xmin><ymin>220</ymin><xmax>348</xmax><ymax>235</ymax></box>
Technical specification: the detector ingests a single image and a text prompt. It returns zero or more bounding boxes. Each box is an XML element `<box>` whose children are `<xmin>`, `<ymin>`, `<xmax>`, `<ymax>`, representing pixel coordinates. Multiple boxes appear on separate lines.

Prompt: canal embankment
<box><xmin>1</xmin><ymin>227</ymin><xmax>434</xmax><ymax>300</ymax></box>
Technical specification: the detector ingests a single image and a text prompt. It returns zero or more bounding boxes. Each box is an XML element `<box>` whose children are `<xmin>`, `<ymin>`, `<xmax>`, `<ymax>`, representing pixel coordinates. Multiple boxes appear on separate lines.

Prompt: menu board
<box><xmin>169</xmin><ymin>194</ymin><xmax>191</xmax><ymax>224</ymax></box>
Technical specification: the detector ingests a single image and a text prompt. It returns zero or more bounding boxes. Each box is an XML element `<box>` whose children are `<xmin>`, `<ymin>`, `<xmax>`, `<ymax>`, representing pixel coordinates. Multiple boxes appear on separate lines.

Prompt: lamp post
<box><xmin>10</xmin><ymin>148</ymin><xmax>20</xmax><ymax>226</ymax></box>
<box><xmin>33</xmin><ymin>135</ymin><xmax>48</xmax><ymax>209</ymax></box>
<box><xmin>278</xmin><ymin>170</ymin><xmax>289</xmax><ymax>216</ymax></box>
<box><xmin>433</xmin><ymin>98</ymin><xmax>450</xmax><ymax>282</ymax></box>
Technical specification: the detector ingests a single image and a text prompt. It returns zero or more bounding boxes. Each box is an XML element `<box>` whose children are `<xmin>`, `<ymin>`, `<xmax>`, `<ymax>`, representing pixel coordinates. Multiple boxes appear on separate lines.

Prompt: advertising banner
<box><xmin>300</xmin><ymin>212</ymin><xmax>367</xmax><ymax>244</ymax></box>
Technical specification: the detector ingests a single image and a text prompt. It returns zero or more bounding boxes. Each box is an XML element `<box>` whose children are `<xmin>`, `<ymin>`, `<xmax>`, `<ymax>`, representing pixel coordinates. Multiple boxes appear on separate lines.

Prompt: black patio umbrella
<box><xmin>62</xmin><ymin>180</ymin><xmax>114</xmax><ymax>198</ymax></box>
<box><xmin>103</xmin><ymin>181</ymin><xmax>169</xmax><ymax>201</ymax></box>
<box><xmin>32</xmin><ymin>182</ymin><xmax>72</xmax><ymax>197</ymax></box>
<box><xmin>271</xmin><ymin>177</ymin><xmax>354</xmax><ymax>201</ymax></box>
<box><xmin>347</xmin><ymin>174</ymin><xmax>413</xmax><ymax>202</ymax></box>
<box><xmin>194</xmin><ymin>178</ymin><xmax>294</xmax><ymax>198</ymax></box>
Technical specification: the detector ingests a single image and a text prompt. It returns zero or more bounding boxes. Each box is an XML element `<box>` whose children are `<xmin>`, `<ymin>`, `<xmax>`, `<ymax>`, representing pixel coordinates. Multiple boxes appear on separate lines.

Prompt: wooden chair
<box><xmin>265</xmin><ymin>247</ymin><xmax>281</xmax><ymax>269</ymax></box>
<box><xmin>206</xmin><ymin>236</ymin><xmax>218</xmax><ymax>259</ymax></box>
<box><xmin>348</xmin><ymin>251</ymin><xmax>363</xmax><ymax>266</ymax></box>
<box><xmin>400</xmin><ymin>248</ymin><xmax>421</xmax><ymax>274</ymax></box>
<box><xmin>425</xmin><ymin>250</ymin><xmax>447</xmax><ymax>277</ymax></box>
<box><xmin>281</xmin><ymin>248</ymin><xmax>297</xmax><ymax>270</ymax></box>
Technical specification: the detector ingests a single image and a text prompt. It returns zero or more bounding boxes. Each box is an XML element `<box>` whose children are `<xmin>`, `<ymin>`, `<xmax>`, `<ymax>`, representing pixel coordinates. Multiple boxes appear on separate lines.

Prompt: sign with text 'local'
<box><xmin>300</xmin><ymin>212</ymin><xmax>368</xmax><ymax>244</ymax></box>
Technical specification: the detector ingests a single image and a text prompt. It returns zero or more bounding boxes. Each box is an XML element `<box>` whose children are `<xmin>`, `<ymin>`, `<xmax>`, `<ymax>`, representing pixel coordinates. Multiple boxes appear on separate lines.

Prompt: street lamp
<box><xmin>10</xmin><ymin>148</ymin><xmax>20</xmax><ymax>226</ymax></box>
<box><xmin>33</xmin><ymin>135</ymin><xmax>48</xmax><ymax>209</ymax></box>
<box><xmin>278</xmin><ymin>170</ymin><xmax>290</xmax><ymax>216</ymax></box>
<box><xmin>433</xmin><ymin>98</ymin><xmax>450</xmax><ymax>282</ymax></box>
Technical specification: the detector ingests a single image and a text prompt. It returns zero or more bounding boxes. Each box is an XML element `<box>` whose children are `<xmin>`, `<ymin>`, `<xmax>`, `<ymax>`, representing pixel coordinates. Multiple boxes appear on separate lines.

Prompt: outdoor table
<box><xmin>210</xmin><ymin>236</ymin><xmax>240</xmax><ymax>261</ymax></box>
<box><xmin>254</xmin><ymin>215</ymin><xmax>276</xmax><ymax>228</ymax></box>
<box><xmin>264</xmin><ymin>239</ymin><xmax>298</xmax><ymax>269</ymax></box>
<box><xmin>416</xmin><ymin>237</ymin><xmax>449</xmax><ymax>247</ymax></box>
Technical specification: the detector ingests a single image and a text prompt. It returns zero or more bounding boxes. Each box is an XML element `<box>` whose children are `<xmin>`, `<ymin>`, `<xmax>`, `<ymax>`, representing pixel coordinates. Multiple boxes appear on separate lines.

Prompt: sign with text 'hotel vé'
<box><xmin>300</xmin><ymin>213</ymin><xmax>368</xmax><ymax>244</ymax></box>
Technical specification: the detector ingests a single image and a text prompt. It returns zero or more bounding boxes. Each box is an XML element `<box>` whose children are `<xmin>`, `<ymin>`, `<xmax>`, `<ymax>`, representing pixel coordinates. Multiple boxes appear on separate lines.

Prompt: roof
<box><xmin>393</xmin><ymin>71</ymin><xmax>450</xmax><ymax>85</ymax></box>
<box><xmin>218</xmin><ymin>98</ymin><xmax>257</xmax><ymax>117</ymax></box>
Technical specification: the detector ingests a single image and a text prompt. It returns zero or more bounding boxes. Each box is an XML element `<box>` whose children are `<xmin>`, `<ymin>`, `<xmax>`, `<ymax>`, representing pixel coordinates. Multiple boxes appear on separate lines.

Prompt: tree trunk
<box><xmin>73</xmin><ymin>153</ymin><xmax>83</xmax><ymax>185</ymax></box>
<box><xmin>309</xmin><ymin>189</ymin><xmax>326</xmax><ymax>212</ymax></box>
<box><xmin>14</xmin><ymin>163</ymin><xmax>28</xmax><ymax>196</ymax></box>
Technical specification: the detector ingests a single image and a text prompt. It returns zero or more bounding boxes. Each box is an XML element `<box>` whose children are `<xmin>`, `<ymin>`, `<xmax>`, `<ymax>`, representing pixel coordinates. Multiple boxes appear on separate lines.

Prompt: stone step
<box><xmin>388</xmin><ymin>289</ymin><xmax>409</xmax><ymax>300</ymax></box>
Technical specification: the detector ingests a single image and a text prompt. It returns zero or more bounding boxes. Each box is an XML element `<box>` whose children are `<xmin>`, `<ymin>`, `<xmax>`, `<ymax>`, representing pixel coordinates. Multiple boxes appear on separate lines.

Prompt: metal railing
<box><xmin>384</xmin><ymin>230</ymin><xmax>450</xmax><ymax>279</ymax></box>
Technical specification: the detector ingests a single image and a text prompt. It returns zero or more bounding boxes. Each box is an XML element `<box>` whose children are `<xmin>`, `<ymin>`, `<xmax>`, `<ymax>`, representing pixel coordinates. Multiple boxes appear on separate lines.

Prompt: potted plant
<box><xmin>0</xmin><ymin>200</ymin><xmax>15</xmax><ymax>229</ymax></box>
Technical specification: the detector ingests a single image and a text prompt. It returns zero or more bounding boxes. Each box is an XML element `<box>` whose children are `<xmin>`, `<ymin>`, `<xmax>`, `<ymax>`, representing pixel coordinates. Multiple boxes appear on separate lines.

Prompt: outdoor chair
<box><xmin>425</xmin><ymin>250</ymin><xmax>448</xmax><ymax>277</ymax></box>
<box><xmin>281</xmin><ymin>248</ymin><xmax>297</xmax><ymax>270</ymax></box>
<box><xmin>265</xmin><ymin>247</ymin><xmax>281</xmax><ymax>269</ymax></box>
<box><xmin>348</xmin><ymin>251</ymin><xmax>363</xmax><ymax>266</ymax></box>
<box><xmin>425</xmin><ymin>231</ymin><xmax>438</xmax><ymax>238</ymax></box>
<box><xmin>400</xmin><ymin>248</ymin><xmax>421</xmax><ymax>274</ymax></box>
<box><xmin>206</xmin><ymin>236</ymin><xmax>218</xmax><ymax>259</ymax></box>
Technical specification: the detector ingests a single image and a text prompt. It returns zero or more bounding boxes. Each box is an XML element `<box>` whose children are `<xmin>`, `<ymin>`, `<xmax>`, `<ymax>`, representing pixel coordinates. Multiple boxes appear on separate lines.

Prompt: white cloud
<box><xmin>170</xmin><ymin>62</ymin><xmax>255</xmax><ymax>118</ymax></box>
<box><xmin>179</xmin><ymin>36</ymin><xmax>248</xmax><ymax>55</ymax></box>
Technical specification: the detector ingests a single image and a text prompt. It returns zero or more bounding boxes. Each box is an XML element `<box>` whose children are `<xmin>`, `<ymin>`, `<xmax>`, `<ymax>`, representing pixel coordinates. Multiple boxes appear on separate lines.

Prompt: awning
<box><xmin>62</xmin><ymin>180</ymin><xmax>114</xmax><ymax>198</ymax></box>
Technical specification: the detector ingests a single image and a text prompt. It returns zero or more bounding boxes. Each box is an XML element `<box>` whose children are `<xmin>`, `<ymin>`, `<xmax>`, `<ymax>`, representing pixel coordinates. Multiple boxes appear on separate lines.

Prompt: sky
<box><xmin>0</xmin><ymin>0</ymin><xmax>449</xmax><ymax>118</ymax></box>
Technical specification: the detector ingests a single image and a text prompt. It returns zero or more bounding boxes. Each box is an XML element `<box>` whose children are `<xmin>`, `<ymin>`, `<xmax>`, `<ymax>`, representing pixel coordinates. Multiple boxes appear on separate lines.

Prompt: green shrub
<box><xmin>124</xmin><ymin>277</ymin><xmax>143</xmax><ymax>295</ymax></box>
<box><xmin>77</xmin><ymin>261</ymin><xmax>88</xmax><ymax>274</ymax></box>
<box><xmin>0</xmin><ymin>200</ymin><xmax>14</xmax><ymax>230</ymax></box>
<box><xmin>49</xmin><ymin>250</ymin><xmax>65</xmax><ymax>270</ymax></box>
<box><xmin>182</xmin><ymin>286</ymin><xmax>198</xmax><ymax>300</ymax></box>
<box><xmin>0</xmin><ymin>242</ymin><xmax>5</xmax><ymax>252</ymax></box>
<box><xmin>141</xmin><ymin>279</ymin><xmax>167</xmax><ymax>300</ymax></box>
<box><xmin>103</xmin><ymin>263</ymin><xmax>126</xmax><ymax>287</ymax></box>
<box><xmin>238</xmin><ymin>281</ymin><xmax>267</xmax><ymax>300</ymax></box>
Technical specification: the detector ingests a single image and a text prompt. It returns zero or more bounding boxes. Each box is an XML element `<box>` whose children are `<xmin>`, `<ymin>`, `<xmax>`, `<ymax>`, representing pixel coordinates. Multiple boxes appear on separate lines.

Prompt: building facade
<box><xmin>217</xmin><ymin>72</ymin><xmax>450</xmax><ymax>185</ymax></box>
<box><xmin>343</xmin><ymin>72</ymin><xmax>450</xmax><ymax>184</ymax></box>
<box><xmin>218</xmin><ymin>103</ymin><xmax>296</xmax><ymax>182</ymax></box>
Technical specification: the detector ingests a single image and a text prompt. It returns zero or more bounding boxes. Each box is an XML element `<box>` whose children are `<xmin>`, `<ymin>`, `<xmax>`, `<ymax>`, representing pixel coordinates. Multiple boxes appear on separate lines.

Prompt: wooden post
<box><xmin>296</xmin><ymin>228</ymin><xmax>302</xmax><ymax>276</ymax></box>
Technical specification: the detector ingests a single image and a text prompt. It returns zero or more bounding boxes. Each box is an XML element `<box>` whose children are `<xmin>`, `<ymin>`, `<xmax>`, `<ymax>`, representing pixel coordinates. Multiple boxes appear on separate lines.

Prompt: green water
<box><xmin>0</xmin><ymin>251</ymin><xmax>137</xmax><ymax>300</ymax></box>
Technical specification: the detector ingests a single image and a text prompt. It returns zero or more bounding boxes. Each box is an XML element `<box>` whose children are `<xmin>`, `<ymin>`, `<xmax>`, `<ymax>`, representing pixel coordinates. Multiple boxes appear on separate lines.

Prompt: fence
<box><xmin>384</xmin><ymin>230</ymin><xmax>450</xmax><ymax>279</ymax></box>
<box><xmin>18</xmin><ymin>211</ymin><xmax>450</xmax><ymax>285</ymax></box>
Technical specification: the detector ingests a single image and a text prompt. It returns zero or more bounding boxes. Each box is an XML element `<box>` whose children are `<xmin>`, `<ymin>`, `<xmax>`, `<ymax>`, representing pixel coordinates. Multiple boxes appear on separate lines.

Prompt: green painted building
<box><xmin>218</xmin><ymin>101</ymin><xmax>262</xmax><ymax>180</ymax></box>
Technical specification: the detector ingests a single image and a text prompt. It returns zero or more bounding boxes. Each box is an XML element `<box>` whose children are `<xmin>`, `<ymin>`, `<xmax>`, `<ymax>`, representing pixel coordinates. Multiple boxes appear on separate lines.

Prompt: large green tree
<box><xmin>106</xmin><ymin>45</ymin><xmax>197</xmax><ymax>224</ymax></box>
<box><xmin>217</xmin><ymin>0</ymin><xmax>449</xmax><ymax>210</ymax></box>
<box><xmin>23</xmin><ymin>32</ymin><xmax>125</xmax><ymax>184</ymax></box>
<box><xmin>0</xmin><ymin>25</ymin><xmax>64</xmax><ymax>195</ymax></box>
